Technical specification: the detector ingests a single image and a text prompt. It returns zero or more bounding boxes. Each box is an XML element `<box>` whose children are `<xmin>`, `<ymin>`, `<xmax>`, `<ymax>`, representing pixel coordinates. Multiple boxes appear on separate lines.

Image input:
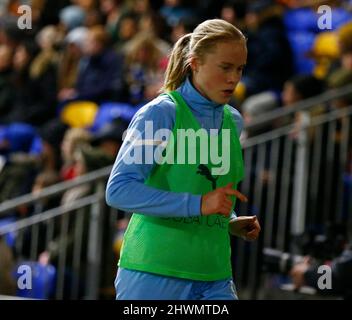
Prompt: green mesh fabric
<box><xmin>119</xmin><ymin>91</ymin><xmax>244</xmax><ymax>281</ymax></box>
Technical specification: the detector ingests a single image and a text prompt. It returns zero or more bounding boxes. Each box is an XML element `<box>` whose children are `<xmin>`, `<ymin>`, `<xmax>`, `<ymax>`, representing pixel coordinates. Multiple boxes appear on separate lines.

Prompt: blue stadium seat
<box><xmin>0</xmin><ymin>123</ymin><xmax>40</xmax><ymax>155</ymax></box>
<box><xmin>29</xmin><ymin>135</ymin><xmax>43</xmax><ymax>156</ymax></box>
<box><xmin>286</xmin><ymin>31</ymin><xmax>316</xmax><ymax>74</ymax></box>
<box><xmin>284</xmin><ymin>8</ymin><xmax>319</xmax><ymax>33</ymax></box>
<box><xmin>0</xmin><ymin>126</ymin><xmax>5</xmax><ymax>142</ymax></box>
<box><xmin>0</xmin><ymin>217</ymin><xmax>16</xmax><ymax>248</ymax></box>
<box><xmin>330</xmin><ymin>8</ymin><xmax>352</xmax><ymax>30</ymax></box>
<box><xmin>90</xmin><ymin>102</ymin><xmax>138</xmax><ymax>133</ymax></box>
<box><xmin>285</xmin><ymin>7</ymin><xmax>352</xmax><ymax>33</ymax></box>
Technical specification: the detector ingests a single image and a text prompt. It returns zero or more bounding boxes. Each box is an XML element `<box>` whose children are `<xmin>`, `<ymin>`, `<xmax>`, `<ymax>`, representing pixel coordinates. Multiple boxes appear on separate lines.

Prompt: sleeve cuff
<box><xmin>230</xmin><ymin>211</ymin><xmax>237</xmax><ymax>219</ymax></box>
<box><xmin>188</xmin><ymin>194</ymin><xmax>202</xmax><ymax>217</ymax></box>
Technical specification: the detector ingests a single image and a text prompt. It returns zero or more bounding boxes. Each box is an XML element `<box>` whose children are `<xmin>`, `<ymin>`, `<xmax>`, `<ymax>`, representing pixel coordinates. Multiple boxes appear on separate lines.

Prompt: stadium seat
<box><xmin>61</xmin><ymin>101</ymin><xmax>98</xmax><ymax>128</ymax></box>
<box><xmin>309</xmin><ymin>31</ymin><xmax>340</xmax><ymax>78</ymax></box>
<box><xmin>285</xmin><ymin>7</ymin><xmax>352</xmax><ymax>32</ymax></box>
<box><xmin>286</xmin><ymin>31</ymin><xmax>316</xmax><ymax>74</ymax></box>
<box><xmin>284</xmin><ymin>8</ymin><xmax>319</xmax><ymax>33</ymax></box>
<box><xmin>29</xmin><ymin>135</ymin><xmax>43</xmax><ymax>156</ymax></box>
<box><xmin>331</xmin><ymin>8</ymin><xmax>352</xmax><ymax>30</ymax></box>
<box><xmin>0</xmin><ymin>123</ymin><xmax>40</xmax><ymax>155</ymax></box>
<box><xmin>311</xmin><ymin>31</ymin><xmax>339</xmax><ymax>58</ymax></box>
<box><xmin>0</xmin><ymin>217</ymin><xmax>16</xmax><ymax>248</ymax></box>
<box><xmin>90</xmin><ymin>102</ymin><xmax>137</xmax><ymax>133</ymax></box>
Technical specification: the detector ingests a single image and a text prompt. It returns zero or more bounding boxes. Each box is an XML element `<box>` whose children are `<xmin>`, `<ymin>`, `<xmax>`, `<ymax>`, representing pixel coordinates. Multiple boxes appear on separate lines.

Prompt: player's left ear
<box><xmin>189</xmin><ymin>56</ymin><xmax>199</xmax><ymax>73</ymax></box>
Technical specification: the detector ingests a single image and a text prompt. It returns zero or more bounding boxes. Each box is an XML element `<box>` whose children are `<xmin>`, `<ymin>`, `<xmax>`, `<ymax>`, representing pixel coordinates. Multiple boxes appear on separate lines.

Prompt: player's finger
<box><xmin>233</xmin><ymin>189</ymin><xmax>248</xmax><ymax>202</ymax></box>
<box><xmin>224</xmin><ymin>188</ymin><xmax>248</xmax><ymax>202</ymax></box>
<box><xmin>246</xmin><ymin>229</ymin><xmax>259</xmax><ymax>239</ymax></box>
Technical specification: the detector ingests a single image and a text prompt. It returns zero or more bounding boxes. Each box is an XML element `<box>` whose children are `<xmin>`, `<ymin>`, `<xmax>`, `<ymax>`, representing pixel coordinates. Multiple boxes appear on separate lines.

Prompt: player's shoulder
<box><xmin>225</xmin><ymin>104</ymin><xmax>243</xmax><ymax>121</ymax></box>
<box><xmin>225</xmin><ymin>104</ymin><xmax>244</xmax><ymax>136</ymax></box>
<box><xmin>133</xmin><ymin>94</ymin><xmax>176</xmax><ymax>122</ymax></box>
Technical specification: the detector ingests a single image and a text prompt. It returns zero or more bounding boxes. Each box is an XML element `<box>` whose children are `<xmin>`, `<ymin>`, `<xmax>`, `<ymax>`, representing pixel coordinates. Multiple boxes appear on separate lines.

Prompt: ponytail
<box><xmin>162</xmin><ymin>33</ymin><xmax>192</xmax><ymax>92</ymax></box>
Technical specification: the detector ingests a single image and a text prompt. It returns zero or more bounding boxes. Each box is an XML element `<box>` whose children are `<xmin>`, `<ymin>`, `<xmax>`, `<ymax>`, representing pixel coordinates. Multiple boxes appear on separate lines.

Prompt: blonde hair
<box><xmin>162</xmin><ymin>19</ymin><xmax>246</xmax><ymax>92</ymax></box>
<box><xmin>89</xmin><ymin>25</ymin><xmax>110</xmax><ymax>47</ymax></box>
<box><xmin>62</xmin><ymin>128</ymin><xmax>91</xmax><ymax>162</ymax></box>
<box><xmin>124</xmin><ymin>31</ymin><xmax>163</xmax><ymax>70</ymax></box>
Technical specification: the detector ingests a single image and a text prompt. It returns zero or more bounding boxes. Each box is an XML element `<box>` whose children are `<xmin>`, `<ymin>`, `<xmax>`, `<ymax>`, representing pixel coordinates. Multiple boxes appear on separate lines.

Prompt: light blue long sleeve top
<box><xmin>105</xmin><ymin>78</ymin><xmax>243</xmax><ymax>217</ymax></box>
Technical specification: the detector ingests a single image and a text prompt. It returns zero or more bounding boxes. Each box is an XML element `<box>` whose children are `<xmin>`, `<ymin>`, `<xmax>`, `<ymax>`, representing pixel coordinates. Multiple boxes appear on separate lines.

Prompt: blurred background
<box><xmin>0</xmin><ymin>0</ymin><xmax>352</xmax><ymax>300</ymax></box>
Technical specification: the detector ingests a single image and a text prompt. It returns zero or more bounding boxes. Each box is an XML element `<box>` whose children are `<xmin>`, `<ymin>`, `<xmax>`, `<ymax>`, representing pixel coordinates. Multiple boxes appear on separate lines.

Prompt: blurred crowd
<box><xmin>0</xmin><ymin>0</ymin><xmax>352</xmax><ymax>298</ymax></box>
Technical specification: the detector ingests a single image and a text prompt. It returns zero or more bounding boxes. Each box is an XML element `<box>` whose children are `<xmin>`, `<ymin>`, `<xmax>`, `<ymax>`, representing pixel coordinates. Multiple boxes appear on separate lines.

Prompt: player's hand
<box><xmin>290</xmin><ymin>257</ymin><xmax>311</xmax><ymax>289</ymax></box>
<box><xmin>201</xmin><ymin>183</ymin><xmax>248</xmax><ymax>217</ymax></box>
<box><xmin>229</xmin><ymin>215</ymin><xmax>261</xmax><ymax>240</ymax></box>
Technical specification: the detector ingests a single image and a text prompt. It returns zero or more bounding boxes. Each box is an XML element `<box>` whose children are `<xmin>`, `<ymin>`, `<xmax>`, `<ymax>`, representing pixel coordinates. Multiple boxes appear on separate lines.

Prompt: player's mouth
<box><xmin>222</xmin><ymin>89</ymin><xmax>234</xmax><ymax>97</ymax></box>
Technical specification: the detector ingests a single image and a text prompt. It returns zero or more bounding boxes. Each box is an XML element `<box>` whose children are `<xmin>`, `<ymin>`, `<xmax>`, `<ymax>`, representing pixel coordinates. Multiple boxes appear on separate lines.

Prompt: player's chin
<box><xmin>214</xmin><ymin>96</ymin><xmax>231</xmax><ymax>105</ymax></box>
<box><xmin>209</xmin><ymin>92</ymin><xmax>230</xmax><ymax>104</ymax></box>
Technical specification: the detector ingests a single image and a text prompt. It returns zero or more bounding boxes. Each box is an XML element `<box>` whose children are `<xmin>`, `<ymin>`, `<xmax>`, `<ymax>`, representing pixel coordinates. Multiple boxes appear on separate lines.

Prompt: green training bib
<box><xmin>119</xmin><ymin>91</ymin><xmax>244</xmax><ymax>281</ymax></box>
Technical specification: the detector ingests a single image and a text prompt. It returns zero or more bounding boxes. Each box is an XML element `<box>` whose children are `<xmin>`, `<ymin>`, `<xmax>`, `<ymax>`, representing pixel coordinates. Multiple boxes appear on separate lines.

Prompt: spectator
<box><xmin>0</xmin><ymin>44</ymin><xmax>14</xmax><ymax>118</ymax></box>
<box><xmin>91</xmin><ymin>118</ymin><xmax>128</xmax><ymax>158</ymax></box>
<box><xmin>99</xmin><ymin>0</ymin><xmax>124</xmax><ymax>43</ymax></box>
<box><xmin>242</xmin><ymin>0</ymin><xmax>294</xmax><ymax>97</ymax></box>
<box><xmin>290</xmin><ymin>225</ymin><xmax>352</xmax><ymax>299</ymax></box>
<box><xmin>328</xmin><ymin>68</ymin><xmax>352</xmax><ymax>109</ymax></box>
<box><xmin>337</xmin><ymin>22</ymin><xmax>352</xmax><ymax>72</ymax></box>
<box><xmin>27</xmin><ymin>25</ymin><xmax>61</xmax><ymax>126</ymax></box>
<box><xmin>278</xmin><ymin>74</ymin><xmax>326</xmax><ymax>131</ymax></box>
<box><xmin>59</xmin><ymin>25</ymin><xmax>124</xmax><ymax>103</ymax></box>
<box><xmin>138</xmin><ymin>11</ymin><xmax>171</xmax><ymax>51</ymax></box>
<box><xmin>38</xmin><ymin>119</ymin><xmax>68</xmax><ymax>172</ymax></box>
<box><xmin>0</xmin><ymin>123</ymin><xmax>41</xmax><ymax>204</ymax></box>
<box><xmin>123</xmin><ymin>31</ymin><xmax>168</xmax><ymax>105</ymax></box>
<box><xmin>220</xmin><ymin>1</ymin><xmax>247</xmax><ymax>28</ymax></box>
<box><xmin>59</xmin><ymin>4</ymin><xmax>86</xmax><ymax>32</ymax></box>
<box><xmin>60</xmin><ymin>127</ymin><xmax>92</xmax><ymax>181</ymax></box>
<box><xmin>57</xmin><ymin>27</ymin><xmax>88</xmax><ymax>95</ymax></box>
<box><xmin>159</xmin><ymin>0</ymin><xmax>196</xmax><ymax>28</ymax></box>
<box><xmin>170</xmin><ymin>16</ymin><xmax>199</xmax><ymax>44</ymax></box>
<box><xmin>113</xmin><ymin>11</ymin><xmax>139</xmax><ymax>51</ymax></box>
<box><xmin>241</xmin><ymin>91</ymin><xmax>279</xmax><ymax>140</ymax></box>
<box><xmin>61</xmin><ymin>145</ymin><xmax>114</xmax><ymax>204</ymax></box>
<box><xmin>0</xmin><ymin>236</ymin><xmax>16</xmax><ymax>296</ymax></box>
<box><xmin>2</xmin><ymin>41</ymin><xmax>56</xmax><ymax>125</ymax></box>
<box><xmin>84</xmin><ymin>8</ymin><xmax>105</xmax><ymax>28</ymax></box>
